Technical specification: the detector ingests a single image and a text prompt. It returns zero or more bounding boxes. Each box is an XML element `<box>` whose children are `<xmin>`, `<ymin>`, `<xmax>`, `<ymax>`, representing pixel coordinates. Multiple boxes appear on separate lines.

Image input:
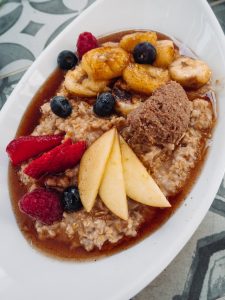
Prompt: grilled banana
<box><xmin>120</xmin><ymin>31</ymin><xmax>157</xmax><ymax>52</ymax></box>
<box><xmin>154</xmin><ymin>40</ymin><xmax>175</xmax><ymax>68</ymax></box>
<box><xmin>115</xmin><ymin>101</ymin><xmax>140</xmax><ymax>116</ymax></box>
<box><xmin>169</xmin><ymin>56</ymin><xmax>211</xmax><ymax>89</ymax></box>
<box><xmin>64</xmin><ymin>65</ymin><xmax>109</xmax><ymax>97</ymax></box>
<box><xmin>112</xmin><ymin>82</ymin><xmax>143</xmax><ymax>116</ymax></box>
<box><xmin>101</xmin><ymin>42</ymin><xmax>119</xmax><ymax>48</ymax></box>
<box><xmin>81</xmin><ymin>47</ymin><xmax>130</xmax><ymax>80</ymax></box>
<box><xmin>123</xmin><ymin>63</ymin><xmax>170</xmax><ymax>94</ymax></box>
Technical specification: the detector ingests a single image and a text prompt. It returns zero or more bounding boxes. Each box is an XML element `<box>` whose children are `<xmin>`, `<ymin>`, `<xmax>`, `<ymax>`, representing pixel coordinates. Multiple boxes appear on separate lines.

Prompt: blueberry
<box><xmin>50</xmin><ymin>96</ymin><xmax>72</xmax><ymax>118</ymax></box>
<box><xmin>62</xmin><ymin>186</ymin><xmax>83</xmax><ymax>212</ymax></box>
<box><xmin>93</xmin><ymin>92</ymin><xmax>115</xmax><ymax>117</ymax></box>
<box><xmin>57</xmin><ymin>50</ymin><xmax>78</xmax><ymax>70</ymax></box>
<box><xmin>133</xmin><ymin>42</ymin><xmax>157</xmax><ymax>64</ymax></box>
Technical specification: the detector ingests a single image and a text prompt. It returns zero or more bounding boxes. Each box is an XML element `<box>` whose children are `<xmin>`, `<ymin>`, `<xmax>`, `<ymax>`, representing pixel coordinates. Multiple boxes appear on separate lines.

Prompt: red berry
<box><xmin>76</xmin><ymin>32</ymin><xmax>98</xmax><ymax>59</ymax></box>
<box><xmin>6</xmin><ymin>134</ymin><xmax>64</xmax><ymax>166</ymax></box>
<box><xmin>19</xmin><ymin>188</ymin><xmax>63</xmax><ymax>225</ymax></box>
<box><xmin>24</xmin><ymin>139</ymin><xmax>86</xmax><ymax>179</ymax></box>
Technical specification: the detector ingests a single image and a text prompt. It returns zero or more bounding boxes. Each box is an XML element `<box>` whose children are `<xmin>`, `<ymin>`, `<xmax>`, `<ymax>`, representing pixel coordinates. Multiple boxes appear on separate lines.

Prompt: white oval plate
<box><xmin>1</xmin><ymin>0</ymin><xmax>225</xmax><ymax>299</ymax></box>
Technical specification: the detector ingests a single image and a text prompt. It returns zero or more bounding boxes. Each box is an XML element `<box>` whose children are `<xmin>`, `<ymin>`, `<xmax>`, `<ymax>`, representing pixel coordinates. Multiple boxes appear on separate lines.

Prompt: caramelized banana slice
<box><xmin>64</xmin><ymin>65</ymin><xmax>109</xmax><ymax>97</ymax></box>
<box><xmin>154</xmin><ymin>40</ymin><xmax>175</xmax><ymax>68</ymax></box>
<box><xmin>111</xmin><ymin>84</ymin><xmax>141</xmax><ymax>116</ymax></box>
<box><xmin>120</xmin><ymin>31</ymin><xmax>157</xmax><ymax>52</ymax></box>
<box><xmin>169</xmin><ymin>56</ymin><xmax>211</xmax><ymax>89</ymax></box>
<box><xmin>101</xmin><ymin>42</ymin><xmax>119</xmax><ymax>48</ymax></box>
<box><xmin>115</xmin><ymin>101</ymin><xmax>140</xmax><ymax>116</ymax></box>
<box><xmin>81</xmin><ymin>47</ymin><xmax>130</xmax><ymax>80</ymax></box>
<box><xmin>123</xmin><ymin>63</ymin><xmax>170</xmax><ymax>95</ymax></box>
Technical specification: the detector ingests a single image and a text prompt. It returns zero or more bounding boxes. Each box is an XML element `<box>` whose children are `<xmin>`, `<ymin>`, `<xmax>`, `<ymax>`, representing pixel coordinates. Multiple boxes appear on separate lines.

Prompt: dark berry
<box><xmin>133</xmin><ymin>42</ymin><xmax>157</xmax><ymax>64</ymax></box>
<box><xmin>62</xmin><ymin>186</ymin><xmax>83</xmax><ymax>212</ymax></box>
<box><xmin>57</xmin><ymin>50</ymin><xmax>78</xmax><ymax>70</ymax></box>
<box><xmin>50</xmin><ymin>96</ymin><xmax>72</xmax><ymax>118</ymax></box>
<box><xmin>93</xmin><ymin>92</ymin><xmax>115</xmax><ymax>117</ymax></box>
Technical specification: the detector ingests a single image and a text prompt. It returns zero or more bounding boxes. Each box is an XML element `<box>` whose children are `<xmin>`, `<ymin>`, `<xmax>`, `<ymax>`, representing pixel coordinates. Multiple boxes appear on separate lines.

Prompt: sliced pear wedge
<box><xmin>99</xmin><ymin>132</ymin><xmax>128</xmax><ymax>220</ymax></box>
<box><xmin>78</xmin><ymin>128</ymin><xmax>116</xmax><ymax>212</ymax></box>
<box><xmin>120</xmin><ymin>136</ymin><xmax>171</xmax><ymax>208</ymax></box>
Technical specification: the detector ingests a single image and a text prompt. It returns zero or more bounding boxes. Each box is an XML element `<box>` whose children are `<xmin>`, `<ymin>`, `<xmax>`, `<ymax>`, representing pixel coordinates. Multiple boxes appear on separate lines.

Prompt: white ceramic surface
<box><xmin>1</xmin><ymin>0</ymin><xmax>225</xmax><ymax>299</ymax></box>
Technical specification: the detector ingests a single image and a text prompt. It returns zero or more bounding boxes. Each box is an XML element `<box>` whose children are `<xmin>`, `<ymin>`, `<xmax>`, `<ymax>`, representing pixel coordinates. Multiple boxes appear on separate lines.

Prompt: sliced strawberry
<box><xmin>19</xmin><ymin>188</ymin><xmax>63</xmax><ymax>225</ymax></box>
<box><xmin>24</xmin><ymin>139</ymin><xmax>86</xmax><ymax>179</ymax></box>
<box><xmin>6</xmin><ymin>134</ymin><xmax>64</xmax><ymax>166</ymax></box>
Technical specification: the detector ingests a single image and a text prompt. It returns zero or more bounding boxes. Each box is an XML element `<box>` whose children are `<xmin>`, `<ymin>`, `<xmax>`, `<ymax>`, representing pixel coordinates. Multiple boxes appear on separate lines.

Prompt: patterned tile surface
<box><xmin>1</xmin><ymin>1</ymin><xmax>225</xmax><ymax>299</ymax></box>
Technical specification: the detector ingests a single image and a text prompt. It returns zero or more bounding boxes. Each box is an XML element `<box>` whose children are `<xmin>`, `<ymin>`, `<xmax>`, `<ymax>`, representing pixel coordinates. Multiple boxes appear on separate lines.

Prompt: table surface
<box><xmin>1</xmin><ymin>1</ymin><xmax>225</xmax><ymax>299</ymax></box>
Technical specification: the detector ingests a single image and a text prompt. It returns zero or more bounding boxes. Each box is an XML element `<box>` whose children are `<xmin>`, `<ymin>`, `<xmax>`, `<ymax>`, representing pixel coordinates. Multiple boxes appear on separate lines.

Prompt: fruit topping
<box><xmin>99</xmin><ymin>132</ymin><xmax>128</xmax><ymax>220</ymax></box>
<box><xmin>19</xmin><ymin>188</ymin><xmax>63</xmax><ymax>225</ymax></box>
<box><xmin>169</xmin><ymin>56</ymin><xmax>211</xmax><ymax>89</ymax></box>
<box><xmin>24</xmin><ymin>139</ymin><xmax>86</xmax><ymax>179</ymax></box>
<box><xmin>50</xmin><ymin>96</ymin><xmax>72</xmax><ymax>118</ymax></box>
<box><xmin>93</xmin><ymin>92</ymin><xmax>116</xmax><ymax>117</ymax></box>
<box><xmin>154</xmin><ymin>40</ymin><xmax>175</xmax><ymax>68</ymax></box>
<box><xmin>78</xmin><ymin>128</ymin><xmax>116</xmax><ymax>212</ymax></box>
<box><xmin>57</xmin><ymin>50</ymin><xmax>78</xmax><ymax>70</ymax></box>
<box><xmin>123</xmin><ymin>63</ymin><xmax>170</xmax><ymax>95</ymax></box>
<box><xmin>6</xmin><ymin>134</ymin><xmax>64</xmax><ymax>166</ymax></box>
<box><xmin>64</xmin><ymin>65</ymin><xmax>109</xmax><ymax>97</ymax></box>
<box><xmin>119</xmin><ymin>136</ymin><xmax>170</xmax><ymax>207</ymax></box>
<box><xmin>62</xmin><ymin>186</ymin><xmax>83</xmax><ymax>212</ymax></box>
<box><xmin>78</xmin><ymin>128</ymin><xmax>170</xmax><ymax>219</ymax></box>
<box><xmin>120</xmin><ymin>31</ymin><xmax>157</xmax><ymax>52</ymax></box>
<box><xmin>133</xmin><ymin>42</ymin><xmax>157</xmax><ymax>64</ymax></box>
<box><xmin>81</xmin><ymin>46</ymin><xmax>130</xmax><ymax>80</ymax></box>
<box><xmin>76</xmin><ymin>32</ymin><xmax>98</xmax><ymax>59</ymax></box>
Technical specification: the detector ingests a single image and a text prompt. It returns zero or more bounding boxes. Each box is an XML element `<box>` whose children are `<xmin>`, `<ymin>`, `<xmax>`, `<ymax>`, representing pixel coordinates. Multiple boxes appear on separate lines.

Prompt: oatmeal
<box><xmin>7</xmin><ymin>30</ymin><xmax>215</xmax><ymax>260</ymax></box>
<box><xmin>33</xmin><ymin>100</ymin><xmax>126</xmax><ymax>145</ymax></box>
<box><xmin>36</xmin><ymin>200</ymin><xmax>144</xmax><ymax>251</ymax></box>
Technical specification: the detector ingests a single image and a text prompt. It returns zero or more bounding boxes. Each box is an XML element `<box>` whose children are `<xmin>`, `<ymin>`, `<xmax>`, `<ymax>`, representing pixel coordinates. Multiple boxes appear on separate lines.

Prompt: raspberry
<box><xmin>6</xmin><ymin>134</ymin><xmax>64</xmax><ymax>166</ymax></box>
<box><xmin>19</xmin><ymin>188</ymin><xmax>63</xmax><ymax>225</ymax></box>
<box><xmin>76</xmin><ymin>32</ymin><xmax>98</xmax><ymax>59</ymax></box>
<box><xmin>24</xmin><ymin>139</ymin><xmax>86</xmax><ymax>179</ymax></box>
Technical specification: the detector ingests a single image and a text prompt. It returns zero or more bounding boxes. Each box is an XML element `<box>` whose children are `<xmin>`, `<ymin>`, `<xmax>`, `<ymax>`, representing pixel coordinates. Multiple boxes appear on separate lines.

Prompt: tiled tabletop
<box><xmin>1</xmin><ymin>1</ymin><xmax>225</xmax><ymax>299</ymax></box>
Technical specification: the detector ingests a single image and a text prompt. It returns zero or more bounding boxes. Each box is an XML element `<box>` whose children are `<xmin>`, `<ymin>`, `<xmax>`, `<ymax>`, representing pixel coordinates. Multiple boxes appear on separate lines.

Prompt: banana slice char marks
<box><xmin>81</xmin><ymin>46</ymin><xmax>130</xmax><ymax>80</ymax></box>
<box><xmin>169</xmin><ymin>56</ymin><xmax>211</xmax><ymax>89</ymax></box>
<box><xmin>119</xmin><ymin>31</ymin><xmax>157</xmax><ymax>52</ymax></box>
<box><xmin>64</xmin><ymin>65</ymin><xmax>109</xmax><ymax>97</ymax></box>
<box><xmin>154</xmin><ymin>40</ymin><xmax>175</xmax><ymax>68</ymax></box>
<box><xmin>123</xmin><ymin>63</ymin><xmax>170</xmax><ymax>95</ymax></box>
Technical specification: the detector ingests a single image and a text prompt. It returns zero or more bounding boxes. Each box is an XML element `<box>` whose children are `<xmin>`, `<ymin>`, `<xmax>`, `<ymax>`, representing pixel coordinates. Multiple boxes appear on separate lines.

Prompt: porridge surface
<box><xmin>8</xmin><ymin>30</ymin><xmax>215</xmax><ymax>258</ymax></box>
<box><xmin>18</xmin><ymin>83</ymin><xmax>213</xmax><ymax>251</ymax></box>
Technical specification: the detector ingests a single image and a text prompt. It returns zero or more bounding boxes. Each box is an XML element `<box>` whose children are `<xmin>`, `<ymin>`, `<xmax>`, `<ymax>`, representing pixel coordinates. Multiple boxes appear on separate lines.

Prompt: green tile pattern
<box><xmin>212</xmin><ymin>3</ymin><xmax>225</xmax><ymax>32</ymax></box>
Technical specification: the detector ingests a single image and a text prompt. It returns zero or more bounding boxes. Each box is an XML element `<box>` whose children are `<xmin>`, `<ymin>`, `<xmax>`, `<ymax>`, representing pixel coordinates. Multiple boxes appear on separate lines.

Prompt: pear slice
<box><xmin>99</xmin><ymin>132</ymin><xmax>128</xmax><ymax>220</ymax></box>
<box><xmin>119</xmin><ymin>136</ymin><xmax>171</xmax><ymax>207</ymax></box>
<box><xmin>78</xmin><ymin>128</ymin><xmax>116</xmax><ymax>212</ymax></box>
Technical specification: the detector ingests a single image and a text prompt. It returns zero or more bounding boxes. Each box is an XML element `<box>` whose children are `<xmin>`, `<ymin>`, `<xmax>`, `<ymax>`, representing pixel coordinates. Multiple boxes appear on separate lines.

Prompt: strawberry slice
<box><xmin>6</xmin><ymin>134</ymin><xmax>64</xmax><ymax>166</ymax></box>
<box><xmin>24</xmin><ymin>139</ymin><xmax>86</xmax><ymax>179</ymax></box>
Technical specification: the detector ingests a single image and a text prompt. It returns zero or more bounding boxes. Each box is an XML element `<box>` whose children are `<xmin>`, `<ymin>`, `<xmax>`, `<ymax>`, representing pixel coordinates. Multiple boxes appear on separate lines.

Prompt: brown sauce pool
<box><xmin>8</xmin><ymin>30</ymin><xmax>215</xmax><ymax>260</ymax></box>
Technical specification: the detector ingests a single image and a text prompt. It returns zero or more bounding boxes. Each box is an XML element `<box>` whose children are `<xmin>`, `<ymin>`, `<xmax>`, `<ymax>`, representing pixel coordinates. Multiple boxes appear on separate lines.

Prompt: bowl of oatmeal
<box><xmin>6</xmin><ymin>28</ymin><xmax>215</xmax><ymax>258</ymax></box>
<box><xmin>1</xmin><ymin>0</ymin><xmax>225</xmax><ymax>299</ymax></box>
